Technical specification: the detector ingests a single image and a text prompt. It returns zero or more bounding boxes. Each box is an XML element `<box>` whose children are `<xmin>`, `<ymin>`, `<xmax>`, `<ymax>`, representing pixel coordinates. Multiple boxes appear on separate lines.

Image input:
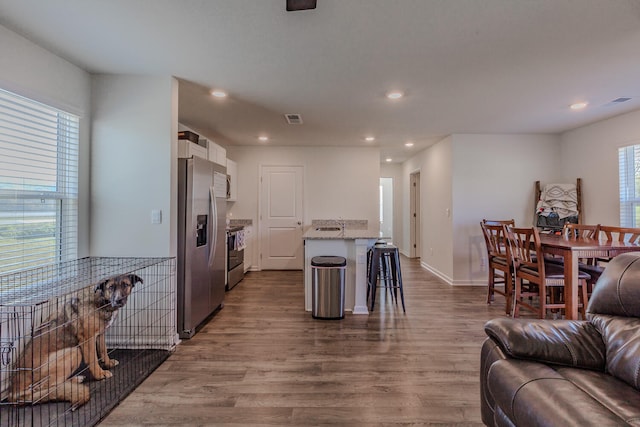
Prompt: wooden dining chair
<box><xmin>543</xmin><ymin>223</ymin><xmax>599</xmax><ymax>265</ymax></box>
<box><xmin>562</xmin><ymin>223</ymin><xmax>604</xmax><ymax>292</ymax></box>
<box><xmin>482</xmin><ymin>219</ymin><xmax>515</xmax><ymax>226</ymax></box>
<box><xmin>600</xmin><ymin>225</ymin><xmax>640</xmax><ymax>243</ymax></box>
<box><xmin>589</xmin><ymin>225</ymin><xmax>640</xmax><ymax>290</ymax></box>
<box><xmin>595</xmin><ymin>226</ymin><xmax>640</xmax><ymax>268</ymax></box>
<box><xmin>480</xmin><ymin>220</ymin><xmax>514</xmax><ymax>315</ymax></box>
<box><xmin>562</xmin><ymin>223</ymin><xmax>600</xmax><ymax>239</ymax></box>
<box><xmin>505</xmin><ymin>225</ymin><xmax>589</xmax><ymax>319</ymax></box>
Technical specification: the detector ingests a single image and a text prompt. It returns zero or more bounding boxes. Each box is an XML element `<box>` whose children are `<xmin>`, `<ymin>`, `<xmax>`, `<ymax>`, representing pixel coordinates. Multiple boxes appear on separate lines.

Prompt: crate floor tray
<box><xmin>0</xmin><ymin>349</ymin><xmax>171</xmax><ymax>427</ymax></box>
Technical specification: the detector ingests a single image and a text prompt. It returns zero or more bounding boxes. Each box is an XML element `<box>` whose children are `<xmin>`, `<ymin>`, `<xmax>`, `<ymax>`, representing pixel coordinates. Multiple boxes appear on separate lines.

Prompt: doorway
<box><xmin>409</xmin><ymin>171</ymin><xmax>421</xmax><ymax>258</ymax></box>
<box><xmin>380</xmin><ymin>178</ymin><xmax>393</xmax><ymax>242</ymax></box>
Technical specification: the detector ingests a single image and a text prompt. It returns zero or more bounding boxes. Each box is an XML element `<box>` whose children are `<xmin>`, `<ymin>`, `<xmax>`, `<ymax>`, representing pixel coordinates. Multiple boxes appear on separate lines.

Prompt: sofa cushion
<box><xmin>590</xmin><ymin>314</ymin><xmax>640</xmax><ymax>391</ymax></box>
<box><xmin>558</xmin><ymin>366</ymin><xmax>640</xmax><ymax>425</ymax></box>
<box><xmin>488</xmin><ymin>359</ymin><xmax>629</xmax><ymax>426</ymax></box>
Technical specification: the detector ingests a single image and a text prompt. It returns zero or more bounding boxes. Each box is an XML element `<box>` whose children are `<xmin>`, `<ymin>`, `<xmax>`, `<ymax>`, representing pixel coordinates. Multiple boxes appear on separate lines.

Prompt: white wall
<box><xmin>400</xmin><ymin>134</ymin><xmax>561</xmax><ymax>285</ymax></box>
<box><xmin>402</xmin><ymin>137</ymin><xmax>454</xmax><ymax>282</ymax></box>
<box><xmin>90</xmin><ymin>75</ymin><xmax>175</xmax><ymax>257</ymax></box>
<box><xmin>0</xmin><ymin>24</ymin><xmax>92</xmax><ymax>256</ymax></box>
<box><xmin>451</xmin><ymin>134</ymin><xmax>561</xmax><ymax>285</ymax></box>
<box><xmin>560</xmin><ymin>109</ymin><xmax>640</xmax><ymax>226</ymax></box>
<box><xmin>225</xmin><ymin>145</ymin><xmax>380</xmax><ymax>270</ymax></box>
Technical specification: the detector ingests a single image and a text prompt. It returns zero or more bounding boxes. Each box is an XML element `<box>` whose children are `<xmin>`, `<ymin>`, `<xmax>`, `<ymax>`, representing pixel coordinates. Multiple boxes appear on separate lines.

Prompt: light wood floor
<box><xmin>100</xmin><ymin>257</ymin><xmax>506</xmax><ymax>426</ymax></box>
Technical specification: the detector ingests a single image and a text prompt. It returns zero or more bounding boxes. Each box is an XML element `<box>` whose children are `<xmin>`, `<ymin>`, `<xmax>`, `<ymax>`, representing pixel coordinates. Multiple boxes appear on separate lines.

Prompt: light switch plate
<box><xmin>151</xmin><ymin>209</ymin><xmax>162</xmax><ymax>224</ymax></box>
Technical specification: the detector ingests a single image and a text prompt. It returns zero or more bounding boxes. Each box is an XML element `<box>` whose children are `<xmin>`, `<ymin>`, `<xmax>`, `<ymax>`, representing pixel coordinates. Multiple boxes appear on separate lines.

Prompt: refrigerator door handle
<box><xmin>209</xmin><ymin>186</ymin><xmax>217</xmax><ymax>266</ymax></box>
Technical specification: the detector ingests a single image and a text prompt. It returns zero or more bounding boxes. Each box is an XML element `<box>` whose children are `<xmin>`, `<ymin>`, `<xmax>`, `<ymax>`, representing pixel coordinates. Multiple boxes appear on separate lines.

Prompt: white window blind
<box><xmin>618</xmin><ymin>144</ymin><xmax>640</xmax><ymax>227</ymax></box>
<box><xmin>0</xmin><ymin>88</ymin><xmax>79</xmax><ymax>274</ymax></box>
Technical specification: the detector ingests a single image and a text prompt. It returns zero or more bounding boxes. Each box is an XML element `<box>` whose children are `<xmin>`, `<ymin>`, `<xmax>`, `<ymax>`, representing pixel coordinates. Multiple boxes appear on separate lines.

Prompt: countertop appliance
<box><xmin>226</xmin><ymin>225</ymin><xmax>245</xmax><ymax>290</ymax></box>
<box><xmin>177</xmin><ymin>156</ymin><xmax>227</xmax><ymax>339</ymax></box>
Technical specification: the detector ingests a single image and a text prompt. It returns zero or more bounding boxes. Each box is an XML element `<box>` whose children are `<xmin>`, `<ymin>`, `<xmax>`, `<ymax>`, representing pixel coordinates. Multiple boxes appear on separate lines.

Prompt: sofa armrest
<box><xmin>480</xmin><ymin>338</ymin><xmax>507</xmax><ymax>427</ymax></box>
<box><xmin>484</xmin><ymin>318</ymin><xmax>606</xmax><ymax>370</ymax></box>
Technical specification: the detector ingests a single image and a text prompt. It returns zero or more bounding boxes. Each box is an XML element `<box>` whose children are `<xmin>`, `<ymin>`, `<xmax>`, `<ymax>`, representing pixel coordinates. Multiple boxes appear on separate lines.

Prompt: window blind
<box><xmin>0</xmin><ymin>88</ymin><xmax>79</xmax><ymax>274</ymax></box>
<box><xmin>618</xmin><ymin>144</ymin><xmax>640</xmax><ymax>227</ymax></box>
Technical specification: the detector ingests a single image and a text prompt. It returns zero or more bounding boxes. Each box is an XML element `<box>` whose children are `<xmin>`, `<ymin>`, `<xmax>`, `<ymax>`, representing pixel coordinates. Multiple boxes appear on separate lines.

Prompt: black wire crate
<box><xmin>0</xmin><ymin>257</ymin><xmax>176</xmax><ymax>427</ymax></box>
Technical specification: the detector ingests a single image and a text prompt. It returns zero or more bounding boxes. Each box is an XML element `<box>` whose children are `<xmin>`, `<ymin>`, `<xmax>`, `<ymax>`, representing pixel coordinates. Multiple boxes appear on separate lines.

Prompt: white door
<box><xmin>259</xmin><ymin>165</ymin><xmax>304</xmax><ymax>270</ymax></box>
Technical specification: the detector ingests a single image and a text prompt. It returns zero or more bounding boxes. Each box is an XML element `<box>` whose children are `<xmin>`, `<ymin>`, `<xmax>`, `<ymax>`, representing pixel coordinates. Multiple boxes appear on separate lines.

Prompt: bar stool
<box><xmin>367</xmin><ymin>243</ymin><xmax>405</xmax><ymax>312</ymax></box>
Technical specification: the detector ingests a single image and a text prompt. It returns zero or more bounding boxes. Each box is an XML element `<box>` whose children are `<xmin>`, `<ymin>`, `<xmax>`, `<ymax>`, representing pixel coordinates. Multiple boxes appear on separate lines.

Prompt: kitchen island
<box><xmin>303</xmin><ymin>225</ymin><xmax>379</xmax><ymax>314</ymax></box>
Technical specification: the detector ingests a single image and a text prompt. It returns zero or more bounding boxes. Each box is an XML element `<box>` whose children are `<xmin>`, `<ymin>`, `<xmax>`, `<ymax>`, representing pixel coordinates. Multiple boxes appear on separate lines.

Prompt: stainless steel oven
<box><xmin>226</xmin><ymin>226</ymin><xmax>245</xmax><ymax>290</ymax></box>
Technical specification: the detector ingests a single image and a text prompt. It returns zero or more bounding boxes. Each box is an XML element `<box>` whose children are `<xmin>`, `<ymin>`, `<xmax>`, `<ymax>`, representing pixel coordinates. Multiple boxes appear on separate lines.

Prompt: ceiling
<box><xmin>1</xmin><ymin>0</ymin><xmax>640</xmax><ymax>163</ymax></box>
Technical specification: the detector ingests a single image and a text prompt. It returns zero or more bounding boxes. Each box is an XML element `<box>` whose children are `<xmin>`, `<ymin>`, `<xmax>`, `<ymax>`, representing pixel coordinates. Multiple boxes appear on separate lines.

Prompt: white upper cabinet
<box><xmin>177</xmin><ymin>139</ymin><xmax>207</xmax><ymax>159</ymax></box>
<box><xmin>205</xmin><ymin>139</ymin><xmax>227</xmax><ymax>167</ymax></box>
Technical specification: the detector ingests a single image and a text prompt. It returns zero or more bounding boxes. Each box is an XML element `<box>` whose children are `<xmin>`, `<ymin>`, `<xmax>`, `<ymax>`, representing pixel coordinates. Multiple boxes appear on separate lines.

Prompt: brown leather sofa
<box><xmin>480</xmin><ymin>252</ymin><xmax>640</xmax><ymax>427</ymax></box>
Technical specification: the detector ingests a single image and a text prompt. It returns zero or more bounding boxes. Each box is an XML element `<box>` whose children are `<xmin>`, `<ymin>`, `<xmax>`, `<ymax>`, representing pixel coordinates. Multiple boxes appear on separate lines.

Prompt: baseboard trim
<box><xmin>419</xmin><ymin>262</ymin><xmax>494</xmax><ymax>287</ymax></box>
<box><xmin>420</xmin><ymin>261</ymin><xmax>452</xmax><ymax>285</ymax></box>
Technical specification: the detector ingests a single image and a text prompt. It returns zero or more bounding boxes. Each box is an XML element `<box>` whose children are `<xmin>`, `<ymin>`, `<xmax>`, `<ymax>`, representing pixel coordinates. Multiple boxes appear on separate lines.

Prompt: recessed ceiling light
<box><xmin>386</xmin><ymin>91</ymin><xmax>404</xmax><ymax>100</ymax></box>
<box><xmin>385</xmin><ymin>158</ymin><xmax>393</xmax><ymax>162</ymax></box>
<box><xmin>405</xmin><ymin>142</ymin><xmax>414</xmax><ymax>147</ymax></box>
<box><xmin>211</xmin><ymin>90</ymin><xmax>227</xmax><ymax>98</ymax></box>
<box><xmin>258</xmin><ymin>135</ymin><xmax>269</xmax><ymax>142</ymax></box>
<box><xmin>570</xmin><ymin>102</ymin><xmax>588</xmax><ymax>110</ymax></box>
<box><xmin>365</xmin><ymin>136</ymin><xmax>375</xmax><ymax>142</ymax></box>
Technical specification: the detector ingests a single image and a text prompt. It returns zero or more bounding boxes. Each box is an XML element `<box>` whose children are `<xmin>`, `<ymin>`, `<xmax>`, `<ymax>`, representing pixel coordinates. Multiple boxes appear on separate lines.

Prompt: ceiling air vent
<box><xmin>604</xmin><ymin>97</ymin><xmax>633</xmax><ymax>108</ymax></box>
<box><xmin>286</xmin><ymin>0</ymin><xmax>317</xmax><ymax>11</ymax></box>
<box><xmin>285</xmin><ymin>113</ymin><xmax>303</xmax><ymax>124</ymax></box>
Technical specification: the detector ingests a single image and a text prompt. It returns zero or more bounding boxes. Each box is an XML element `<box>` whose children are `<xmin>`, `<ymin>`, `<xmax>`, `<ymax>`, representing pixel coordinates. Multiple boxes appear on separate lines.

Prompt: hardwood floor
<box><xmin>99</xmin><ymin>257</ymin><xmax>506</xmax><ymax>426</ymax></box>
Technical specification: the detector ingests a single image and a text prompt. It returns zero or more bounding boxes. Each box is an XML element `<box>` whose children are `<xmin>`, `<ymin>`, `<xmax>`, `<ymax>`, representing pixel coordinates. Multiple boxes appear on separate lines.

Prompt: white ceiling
<box><xmin>1</xmin><ymin>0</ymin><xmax>640</xmax><ymax>163</ymax></box>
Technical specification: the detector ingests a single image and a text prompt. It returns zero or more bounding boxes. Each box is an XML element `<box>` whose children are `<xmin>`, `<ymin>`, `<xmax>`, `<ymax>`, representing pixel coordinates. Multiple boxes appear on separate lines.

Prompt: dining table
<box><xmin>539</xmin><ymin>233</ymin><xmax>640</xmax><ymax>319</ymax></box>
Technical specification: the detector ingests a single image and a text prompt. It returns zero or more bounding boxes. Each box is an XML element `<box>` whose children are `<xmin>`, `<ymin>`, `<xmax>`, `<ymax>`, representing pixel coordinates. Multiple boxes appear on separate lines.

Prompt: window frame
<box><xmin>0</xmin><ymin>88</ymin><xmax>79</xmax><ymax>274</ymax></box>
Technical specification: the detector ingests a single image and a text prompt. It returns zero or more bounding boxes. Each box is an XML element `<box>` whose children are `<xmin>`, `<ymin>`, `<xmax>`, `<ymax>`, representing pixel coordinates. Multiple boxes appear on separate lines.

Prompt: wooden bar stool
<box><xmin>367</xmin><ymin>243</ymin><xmax>405</xmax><ymax>312</ymax></box>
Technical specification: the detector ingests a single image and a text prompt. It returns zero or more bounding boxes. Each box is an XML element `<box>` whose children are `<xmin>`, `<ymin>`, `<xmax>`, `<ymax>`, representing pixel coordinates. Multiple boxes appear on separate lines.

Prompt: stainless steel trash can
<box><xmin>311</xmin><ymin>256</ymin><xmax>346</xmax><ymax>319</ymax></box>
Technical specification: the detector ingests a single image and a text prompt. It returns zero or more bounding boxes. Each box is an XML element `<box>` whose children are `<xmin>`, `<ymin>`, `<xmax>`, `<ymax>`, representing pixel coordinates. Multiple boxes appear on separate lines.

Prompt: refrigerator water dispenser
<box><xmin>196</xmin><ymin>215</ymin><xmax>208</xmax><ymax>247</ymax></box>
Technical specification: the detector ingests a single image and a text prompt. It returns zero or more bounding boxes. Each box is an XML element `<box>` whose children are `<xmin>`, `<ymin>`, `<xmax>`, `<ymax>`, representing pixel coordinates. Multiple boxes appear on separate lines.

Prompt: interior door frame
<box><xmin>409</xmin><ymin>170</ymin><xmax>421</xmax><ymax>258</ymax></box>
<box><xmin>258</xmin><ymin>164</ymin><xmax>305</xmax><ymax>270</ymax></box>
<box><xmin>380</xmin><ymin>177</ymin><xmax>393</xmax><ymax>241</ymax></box>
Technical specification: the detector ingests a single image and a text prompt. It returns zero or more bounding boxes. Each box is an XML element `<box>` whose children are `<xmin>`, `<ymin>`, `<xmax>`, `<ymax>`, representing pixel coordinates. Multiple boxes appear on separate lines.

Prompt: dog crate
<box><xmin>0</xmin><ymin>257</ymin><xmax>176</xmax><ymax>427</ymax></box>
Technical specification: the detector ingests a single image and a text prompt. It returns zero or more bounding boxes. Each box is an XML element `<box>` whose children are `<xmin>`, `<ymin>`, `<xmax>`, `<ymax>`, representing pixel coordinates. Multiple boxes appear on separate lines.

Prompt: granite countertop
<box><xmin>303</xmin><ymin>228</ymin><xmax>380</xmax><ymax>240</ymax></box>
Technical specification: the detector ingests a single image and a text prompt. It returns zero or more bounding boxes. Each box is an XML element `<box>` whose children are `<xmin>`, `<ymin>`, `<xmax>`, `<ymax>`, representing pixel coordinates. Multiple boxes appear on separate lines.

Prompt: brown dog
<box><xmin>7</xmin><ymin>273</ymin><xmax>142</xmax><ymax>409</ymax></box>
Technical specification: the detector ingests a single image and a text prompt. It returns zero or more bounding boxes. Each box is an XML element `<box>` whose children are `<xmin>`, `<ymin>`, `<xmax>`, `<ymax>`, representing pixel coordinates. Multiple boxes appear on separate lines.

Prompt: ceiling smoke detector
<box><xmin>285</xmin><ymin>113</ymin><xmax>303</xmax><ymax>124</ymax></box>
<box><xmin>286</xmin><ymin>0</ymin><xmax>317</xmax><ymax>11</ymax></box>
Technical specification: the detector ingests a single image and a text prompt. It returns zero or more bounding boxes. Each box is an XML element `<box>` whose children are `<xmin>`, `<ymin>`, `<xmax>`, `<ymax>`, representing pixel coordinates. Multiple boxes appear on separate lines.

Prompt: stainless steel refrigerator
<box><xmin>177</xmin><ymin>156</ymin><xmax>227</xmax><ymax>339</ymax></box>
